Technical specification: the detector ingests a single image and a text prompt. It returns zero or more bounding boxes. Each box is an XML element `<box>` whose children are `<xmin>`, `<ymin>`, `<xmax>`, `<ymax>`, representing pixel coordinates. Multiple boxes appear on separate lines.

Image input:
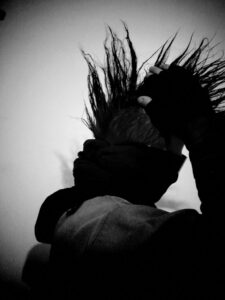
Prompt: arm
<box><xmin>138</xmin><ymin>65</ymin><xmax>225</xmax><ymax>230</ymax></box>
<box><xmin>188</xmin><ymin>116</ymin><xmax>225</xmax><ymax>229</ymax></box>
<box><xmin>35</xmin><ymin>187</ymin><xmax>76</xmax><ymax>243</ymax></box>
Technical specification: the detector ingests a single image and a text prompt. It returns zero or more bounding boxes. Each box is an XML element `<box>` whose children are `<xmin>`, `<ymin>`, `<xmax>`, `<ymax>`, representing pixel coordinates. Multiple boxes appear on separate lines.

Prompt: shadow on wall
<box><xmin>22</xmin><ymin>243</ymin><xmax>51</xmax><ymax>297</ymax></box>
<box><xmin>0</xmin><ymin>9</ymin><xmax>6</xmax><ymax>21</ymax></box>
<box><xmin>55</xmin><ymin>152</ymin><xmax>74</xmax><ymax>188</ymax></box>
<box><xmin>0</xmin><ymin>277</ymin><xmax>30</xmax><ymax>300</ymax></box>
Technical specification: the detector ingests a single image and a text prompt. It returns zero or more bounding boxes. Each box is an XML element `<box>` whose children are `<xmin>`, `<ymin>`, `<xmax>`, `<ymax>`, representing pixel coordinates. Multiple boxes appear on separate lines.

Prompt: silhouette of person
<box><xmin>35</xmin><ymin>25</ymin><xmax>225</xmax><ymax>299</ymax></box>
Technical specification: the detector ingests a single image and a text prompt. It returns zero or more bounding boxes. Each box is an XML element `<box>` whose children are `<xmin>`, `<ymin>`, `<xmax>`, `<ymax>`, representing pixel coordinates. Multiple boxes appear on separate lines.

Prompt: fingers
<box><xmin>137</xmin><ymin>64</ymin><xmax>169</xmax><ymax>107</ymax></box>
<box><xmin>137</xmin><ymin>96</ymin><xmax>152</xmax><ymax>107</ymax></box>
<box><xmin>160</xmin><ymin>63</ymin><xmax>169</xmax><ymax>70</ymax></box>
<box><xmin>149</xmin><ymin>66</ymin><xmax>162</xmax><ymax>75</ymax></box>
<box><xmin>149</xmin><ymin>63</ymin><xmax>169</xmax><ymax>75</ymax></box>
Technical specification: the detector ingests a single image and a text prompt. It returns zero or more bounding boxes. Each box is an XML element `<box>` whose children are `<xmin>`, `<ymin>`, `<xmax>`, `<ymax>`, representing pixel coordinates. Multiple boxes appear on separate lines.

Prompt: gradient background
<box><xmin>0</xmin><ymin>0</ymin><xmax>225</xmax><ymax>291</ymax></box>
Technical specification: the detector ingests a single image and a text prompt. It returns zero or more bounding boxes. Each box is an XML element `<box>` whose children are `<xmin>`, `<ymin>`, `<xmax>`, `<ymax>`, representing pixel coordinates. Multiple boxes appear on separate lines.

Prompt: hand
<box><xmin>138</xmin><ymin>94</ymin><xmax>184</xmax><ymax>156</ymax></box>
<box><xmin>137</xmin><ymin>64</ymin><xmax>213</xmax><ymax>148</ymax></box>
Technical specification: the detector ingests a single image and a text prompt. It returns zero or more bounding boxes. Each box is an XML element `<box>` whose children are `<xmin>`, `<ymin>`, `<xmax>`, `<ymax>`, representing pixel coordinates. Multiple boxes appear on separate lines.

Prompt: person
<box><xmin>35</xmin><ymin>25</ymin><xmax>225</xmax><ymax>299</ymax></box>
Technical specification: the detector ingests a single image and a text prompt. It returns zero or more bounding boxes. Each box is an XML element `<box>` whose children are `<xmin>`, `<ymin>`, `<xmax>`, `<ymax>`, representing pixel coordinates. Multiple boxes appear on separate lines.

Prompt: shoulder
<box><xmin>35</xmin><ymin>187</ymin><xmax>76</xmax><ymax>243</ymax></box>
<box><xmin>45</xmin><ymin>186</ymin><xmax>76</xmax><ymax>202</ymax></box>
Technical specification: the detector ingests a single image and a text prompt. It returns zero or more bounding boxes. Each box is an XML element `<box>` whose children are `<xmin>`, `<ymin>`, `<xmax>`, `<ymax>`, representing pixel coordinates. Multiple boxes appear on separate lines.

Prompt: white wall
<box><xmin>0</xmin><ymin>0</ymin><xmax>224</xmax><ymax>283</ymax></box>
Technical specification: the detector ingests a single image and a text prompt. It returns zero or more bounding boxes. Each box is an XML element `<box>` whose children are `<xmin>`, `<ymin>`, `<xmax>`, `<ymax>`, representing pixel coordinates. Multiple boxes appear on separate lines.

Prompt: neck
<box><xmin>73</xmin><ymin>140</ymin><xmax>183</xmax><ymax>207</ymax></box>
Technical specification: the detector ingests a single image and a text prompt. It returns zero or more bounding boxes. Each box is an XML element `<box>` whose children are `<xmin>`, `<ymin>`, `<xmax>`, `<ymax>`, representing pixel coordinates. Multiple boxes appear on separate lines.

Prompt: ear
<box><xmin>137</xmin><ymin>96</ymin><xmax>152</xmax><ymax>107</ymax></box>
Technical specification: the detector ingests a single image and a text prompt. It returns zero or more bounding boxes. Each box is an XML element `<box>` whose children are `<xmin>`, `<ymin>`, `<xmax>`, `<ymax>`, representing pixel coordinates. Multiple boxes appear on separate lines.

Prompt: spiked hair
<box><xmin>82</xmin><ymin>24</ymin><xmax>225</xmax><ymax>142</ymax></box>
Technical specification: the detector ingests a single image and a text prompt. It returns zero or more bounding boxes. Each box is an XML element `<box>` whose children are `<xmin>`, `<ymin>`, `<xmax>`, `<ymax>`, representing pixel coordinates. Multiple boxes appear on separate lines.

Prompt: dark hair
<box><xmin>106</xmin><ymin>106</ymin><xmax>166</xmax><ymax>148</ymax></box>
<box><xmin>82</xmin><ymin>24</ymin><xmax>225</xmax><ymax>143</ymax></box>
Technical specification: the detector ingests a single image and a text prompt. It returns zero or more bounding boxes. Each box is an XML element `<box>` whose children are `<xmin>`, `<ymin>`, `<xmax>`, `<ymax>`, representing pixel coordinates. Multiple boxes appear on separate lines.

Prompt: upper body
<box><xmin>34</xmin><ymin>30</ymin><xmax>225</xmax><ymax>298</ymax></box>
<box><xmin>35</xmin><ymin>116</ymin><xmax>225</xmax><ymax>299</ymax></box>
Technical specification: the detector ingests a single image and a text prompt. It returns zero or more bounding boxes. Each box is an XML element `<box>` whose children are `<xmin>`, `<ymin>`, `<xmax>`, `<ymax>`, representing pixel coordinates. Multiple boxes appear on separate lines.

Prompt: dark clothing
<box><xmin>48</xmin><ymin>196</ymin><xmax>201</xmax><ymax>299</ymax></box>
<box><xmin>35</xmin><ymin>118</ymin><xmax>225</xmax><ymax>299</ymax></box>
<box><xmin>35</xmin><ymin>143</ymin><xmax>185</xmax><ymax>243</ymax></box>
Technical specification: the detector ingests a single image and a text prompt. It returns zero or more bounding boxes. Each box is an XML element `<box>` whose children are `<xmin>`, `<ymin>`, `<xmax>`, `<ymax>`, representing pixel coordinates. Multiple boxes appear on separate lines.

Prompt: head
<box><xmin>106</xmin><ymin>106</ymin><xmax>166</xmax><ymax>149</ymax></box>
<box><xmin>82</xmin><ymin>24</ymin><xmax>225</xmax><ymax>145</ymax></box>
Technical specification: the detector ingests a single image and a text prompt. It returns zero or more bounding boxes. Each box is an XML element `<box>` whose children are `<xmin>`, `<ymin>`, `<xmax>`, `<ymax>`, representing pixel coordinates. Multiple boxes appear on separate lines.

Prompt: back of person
<box><xmin>35</xmin><ymin>25</ymin><xmax>225</xmax><ymax>299</ymax></box>
<box><xmin>49</xmin><ymin>195</ymin><xmax>204</xmax><ymax>299</ymax></box>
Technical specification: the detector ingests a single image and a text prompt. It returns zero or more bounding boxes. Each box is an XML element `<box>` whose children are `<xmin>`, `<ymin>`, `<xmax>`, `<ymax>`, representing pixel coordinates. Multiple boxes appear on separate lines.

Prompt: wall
<box><xmin>0</xmin><ymin>0</ymin><xmax>224</xmax><ymax>285</ymax></box>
